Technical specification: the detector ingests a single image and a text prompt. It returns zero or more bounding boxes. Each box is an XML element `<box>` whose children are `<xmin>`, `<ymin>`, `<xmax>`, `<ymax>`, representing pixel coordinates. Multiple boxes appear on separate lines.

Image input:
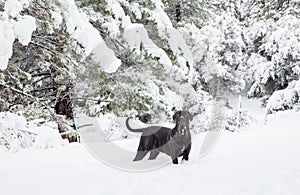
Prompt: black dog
<box><xmin>126</xmin><ymin>111</ymin><xmax>193</xmax><ymax>164</ymax></box>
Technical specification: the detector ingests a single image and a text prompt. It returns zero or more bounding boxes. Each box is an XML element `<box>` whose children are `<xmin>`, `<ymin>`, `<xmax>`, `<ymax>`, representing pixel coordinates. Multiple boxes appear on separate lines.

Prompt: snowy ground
<box><xmin>1</xmin><ymin>99</ymin><xmax>300</xmax><ymax>195</ymax></box>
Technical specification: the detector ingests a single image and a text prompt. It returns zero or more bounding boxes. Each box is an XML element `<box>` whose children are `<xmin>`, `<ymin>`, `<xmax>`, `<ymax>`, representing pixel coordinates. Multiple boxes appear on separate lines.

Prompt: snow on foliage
<box><xmin>225</xmin><ymin>109</ymin><xmax>253</xmax><ymax>131</ymax></box>
<box><xmin>149</xmin><ymin>0</ymin><xmax>194</xmax><ymax>78</ymax></box>
<box><xmin>123</xmin><ymin>18</ymin><xmax>173</xmax><ymax>71</ymax></box>
<box><xmin>0</xmin><ymin>0</ymin><xmax>35</xmax><ymax>70</ymax></box>
<box><xmin>13</xmin><ymin>15</ymin><xmax>36</xmax><ymax>45</ymax></box>
<box><xmin>33</xmin><ymin>126</ymin><xmax>66</xmax><ymax>149</ymax></box>
<box><xmin>180</xmin><ymin>13</ymin><xmax>247</xmax><ymax>93</ymax></box>
<box><xmin>246</xmin><ymin>53</ymin><xmax>275</xmax><ymax>97</ymax></box>
<box><xmin>107</xmin><ymin>0</ymin><xmax>126</xmax><ymax>19</ymax></box>
<box><xmin>0</xmin><ymin>20</ymin><xmax>14</xmax><ymax>70</ymax></box>
<box><xmin>59</xmin><ymin>0</ymin><xmax>121</xmax><ymax>73</ymax></box>
<box><xmin>246</xmin><ymin>15</ymin><xmax>300</xmax><ymax>98</ymax></box>
<box><xmin>73</xmin><ymin>0</ymin><xmax>208</xmax><ymax>136</ymax></box>
<box><xmin>0</xmin><ymin>112</ymin><xmax>33</xmax><ymax>152</ymax></box>
<box><xmin>4</xmin><ymin>0</ymin><xmax>300</xmax><ymax>146</ymax></box>
<box><xmin>0</xmin><ymin>112</ymin><xmax>67</xmax><ymax>152</ymax></box>
<box><xmin>105</xmin><ymin>0</ymin><xmax>192</xmax><ymax>78</ymax></box>
<box><xmin>4</xmin><ymin>0</ymin><xmax>23</xmax><ymax>18</ymax></box>
<box><xmin>0</xmin><ymin>0</ymin><xmax>121</xmax><ymax>72</ymax></box>
<box><xmin>112</xmin><ymin>0</ymin><xmax>194</xmax><ymax>79</ymax></box>
<box><xmin>267</xmin><ymin>80</ymin><xmax>300</xmax><ymax>113</ymax></box>
<box><xmin>97</xmin><ymin>114</ymin><xmax>128</xmax><ymax>141</ymax></box>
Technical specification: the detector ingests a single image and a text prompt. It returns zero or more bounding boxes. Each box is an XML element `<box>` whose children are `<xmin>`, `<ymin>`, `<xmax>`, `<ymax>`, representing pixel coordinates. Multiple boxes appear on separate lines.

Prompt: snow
<box><xmin>123</xmin><ymin>18</ymin><xmax>173</xmax><ymax>71</ymax></box>
<box><xmin>246</xmin><ymin>14</ymin><xmax>300</xmax><ymax>97</ymax></box>
<box><xmin>107</xmin><ymin>0</ymin><xmax>126</xmax><ymax>19</ymax></box>
<box><xmin>267</xmin><ymin>80</ymin><xmax>300</xmax><ymax>113</ymax></box>
<box><xmin>180</xmin><ymin>14</ymin><xmax>247</xmax><ymax>92</ymax></box>
<box><xmin>33</xmin><ymin>126</ymin><xmax>66</xmax><ymax>149</ymax></box>
<box><xmin>123</xmin><ymin>22</ymin><xmax>153</xmax><ymax>48</ymax></box>
<box><xmin>61</xmin><ymin>0</ymin><xmax>103</xmax><ymax>55</ymax></box>
<box><xmin>0</xmin><ymin>112</ymin><xmax>27</xmax><ymax>130</ymax></box>
<box><xmin>13</xmin><ymin>15</ymin><xmax>36</xmax><ymax>45</ymax></box>
<box><xmin>0</xmin><ymin>20</ymin><xmax>14</xmax><ymax>70</ymax></box>
<box><xmin>50</xmin><ymin>10</ymin><xmax>63</xmax><ymax>30</ymax></box>
<box><xmin>0</xmin><ymin>112</ymin><xmax>33</xmax><ymax>152</ymax></box>
<box><xmin>122</xmin><ymin>17</ymin><xmax>191</xmax><ymax>80</ymax></box>
<box><xmin>0</xmin><ymin>112</ymin><xmax>70</xmax><ymax>152</ymax></box>
<box><xmin>149</xmin><ymin>0</ymin><xmax>194</xmax><ymax>76</ymax></box>
<box><xmin>0</xmin><ymin>0</ymin><xmax>35</xmax><ymax>69</ymax></box>
<box><xmin>129</xmin><ymin>2</ymin><xmax>142</xmax><ymax>20</ymax></box>
<box><xmin>1</xmin><ymin>0</ymin><xmax>300</xmax><ymax>192</ymax></box>
<box><xmin>101</xmin><ymin>17</ymin><xmax>120</xmax><ymax>39</ymax></box>
<box><xmin>165</xmin><ymin>28</ymin><xmax>194</xmax><ymax>74</ymax></box>
<box><xmin>91</xmin><ymin>42</ymin><xmax>122</xmax><ymax>73</ymax></box>
<box><xmin>4</xmin><ymin>0</ymin><xmax>23</xmax><ymax>18</ymax></box>
<box><xmin>1</xmin><ymin>99</ymin><xmax>300</xmax><ymax>194</ymax></box>
<box><xmin>60</xmin><ymin>0</ymin><xmax>121</xmax><ymax>73</ymax></box>
<box><xmin>104</xmin><ymin>0</ymin><xmax>194</xmax><ymax>79</ymax></box>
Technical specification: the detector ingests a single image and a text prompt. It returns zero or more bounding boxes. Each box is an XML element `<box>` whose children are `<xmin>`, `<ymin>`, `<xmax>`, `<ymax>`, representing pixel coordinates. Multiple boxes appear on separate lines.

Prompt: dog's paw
<box><xmin>180</xmin><ymin>159</ymin><xmax>190</xmax><ymax>165</ymax></box>
<box><xmin>172</xmin><ymin>158</ymin><xmax>179</xmax><ymax>164</ymax></box>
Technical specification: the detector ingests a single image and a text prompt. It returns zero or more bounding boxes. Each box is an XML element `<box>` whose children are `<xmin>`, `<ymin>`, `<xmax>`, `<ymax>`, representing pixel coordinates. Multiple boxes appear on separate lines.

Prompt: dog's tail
<box><xmin>126</xmin><ymin>117</ymin><xmax>145</xmax><ymax>132</ymax></box>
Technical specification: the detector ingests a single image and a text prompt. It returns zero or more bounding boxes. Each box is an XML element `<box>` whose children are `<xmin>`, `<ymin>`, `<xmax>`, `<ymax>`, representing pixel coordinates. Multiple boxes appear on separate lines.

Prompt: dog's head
<box><xmin>172</xmin><ymin>110</ymin><xmax>193</xmax><ymax>136</ymax></box>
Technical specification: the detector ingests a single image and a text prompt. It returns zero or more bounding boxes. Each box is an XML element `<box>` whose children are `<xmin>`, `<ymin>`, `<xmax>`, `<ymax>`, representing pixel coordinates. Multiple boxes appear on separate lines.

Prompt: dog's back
<box><xmin>126</xmin><ymin>117</ymin><xmax>171</xmax><ymax>136</ymax></box>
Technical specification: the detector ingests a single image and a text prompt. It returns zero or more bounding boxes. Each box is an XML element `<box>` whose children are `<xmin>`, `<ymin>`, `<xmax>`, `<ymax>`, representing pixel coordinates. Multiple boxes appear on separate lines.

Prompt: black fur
<box><xmin>126</xmin><ymin>111</ymin><xmax>193</xmax><ymax>164</ymax></box>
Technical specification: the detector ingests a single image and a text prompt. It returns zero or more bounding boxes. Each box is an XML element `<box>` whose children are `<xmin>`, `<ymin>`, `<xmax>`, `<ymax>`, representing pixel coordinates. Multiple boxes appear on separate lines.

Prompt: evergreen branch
<box><xmin>32</xmin><ymin>75</ymin><xmax>52</xmax><ymax>85</ymax></box>
<box><xmin>31</xmin><ymin>41</ymin><xmax>77</xmax><ymax>67</ymax></box>
<box><xmin>31</xmin><ymin>71</ymin><xmax>51</xmax><ymax>77</ymax></box>
<box><xmin>32</xmin><ymin>34</ymin><xmax>58</xmax><ymax>46</ymax></box>
<box><xmin>31</xmin><ymin>86</ymin><xmax>56</xmax><ymax>93</ymax></box>
<box><xmin>0</xmin><ymin>81</ymin><xmax>77</xmax><ymax>139</ymax></box>
<box><xmin>71</xmin><ymin>97</ymin><xmax>111</xmax><ymax>103</ymax></box>
<box><xmin>0</xmin><ymin>81</ymin><xmax>35</xmax><ymax>99</ymax></box>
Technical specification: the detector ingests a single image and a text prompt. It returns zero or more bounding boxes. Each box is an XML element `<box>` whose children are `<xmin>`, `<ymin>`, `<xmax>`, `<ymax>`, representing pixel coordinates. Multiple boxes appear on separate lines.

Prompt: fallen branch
<box><xmin>76</xmin><ymin>124</ymin><xmax>94</xmax><ymax>129</ymax></box>
<box><xmin>18</xmin><ymin>129</ymin><xmax>38</xmax><ymax>136</ymax></box>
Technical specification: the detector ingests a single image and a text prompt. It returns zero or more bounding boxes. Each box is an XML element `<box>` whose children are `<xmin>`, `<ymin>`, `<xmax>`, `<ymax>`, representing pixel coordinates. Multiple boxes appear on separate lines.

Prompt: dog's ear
<box><xmin>173</xmin><ymin>111</ymin><xmax>181</xmax><ymax>121</ymax></box>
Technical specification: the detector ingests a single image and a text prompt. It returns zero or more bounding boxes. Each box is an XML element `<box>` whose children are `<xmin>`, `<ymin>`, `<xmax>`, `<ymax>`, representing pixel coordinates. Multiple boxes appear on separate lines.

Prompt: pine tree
<box><xmin>245</xmin><ymin>1</ymin><xmax>300</xmax><ymax>98</ymax></box>
<box><xmin>162</xmin><ymin>0</ymin><xmax>210</xmax><ymax>28</ymax></box>
<box><xmin>73</xmin><ymin>0</ymin><xmax>206</xmax><ymax>124</ymax></box>
<box><xmin>0</xmin><ymin>0</ymin><xmax>80</xmax><ymax>141</ymax></box>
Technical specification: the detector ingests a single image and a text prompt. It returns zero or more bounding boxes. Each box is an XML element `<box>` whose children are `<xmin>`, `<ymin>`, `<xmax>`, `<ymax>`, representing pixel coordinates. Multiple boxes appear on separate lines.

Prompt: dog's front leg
<box><xmin>182</xmin><ymin>143</ymin><xmax>191</xmax><ymax>161</ymax></box>
<box><xmin>167</xmin><ymin>142</ymin><xmax>179</xmax><ymax>164</ymax></box>
<box><xmin>169</xmin><ymin>146</ymin><xmax>179</xmax><ymax>164</ymax></box>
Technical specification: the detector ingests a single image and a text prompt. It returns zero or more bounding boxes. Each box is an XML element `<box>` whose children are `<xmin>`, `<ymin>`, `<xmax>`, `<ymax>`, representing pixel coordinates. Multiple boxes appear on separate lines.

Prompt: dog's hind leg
<box><xmin>133</xmin><ymin>151</ymin><xmax>149</xmax><ymax>161</ymax></box>
<box><xmin>133</xmin><ymin>138</ymin><xmax>149</xmax><ymax>161</ymax></box>
<box><xmin>172</xmin><ymin>157</ymin><xmax>178</xmax><ymax>164</ymax></box>
<box><xmin>148</xmin><ymin>149</ymin><xmax>160</xmax><ymax>160</ymax></box>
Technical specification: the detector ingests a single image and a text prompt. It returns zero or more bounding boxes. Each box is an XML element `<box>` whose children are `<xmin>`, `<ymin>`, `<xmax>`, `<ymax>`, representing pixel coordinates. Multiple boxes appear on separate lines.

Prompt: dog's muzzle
<box><xmin>180</xmin><ymin>127</ymin><xmax>186</xmax><ymax>135</ymax></box>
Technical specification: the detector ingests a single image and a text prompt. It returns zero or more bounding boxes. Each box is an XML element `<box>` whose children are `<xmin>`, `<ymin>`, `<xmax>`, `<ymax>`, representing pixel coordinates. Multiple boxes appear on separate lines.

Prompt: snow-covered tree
<box><xmin>246</xmin><ymin>10</ymin><xmax>300</xmax><ymax>99</ymax></box>
<box><xmin>74</xmin><ymin>0</ymin><xmax>207</xmax><ymax>125</ymax></box>
<box><xmin>162</xmin><ymin>0</ymin><xmax>210</xmax><ymax>28</ymax></box>
<box><xmin>0</xmin><ymin>0</ymin><xmax>83</xmax><ymax>141</ymax></box>
<box><xmin>180</xmin><ymin>13</ymin><xmax>247</xmax><ymax>95</ymax></box>
<box><xmin>3</xmin><ymin>0</ymin><xmax>300</xmax><ymax>146</ymax></box>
